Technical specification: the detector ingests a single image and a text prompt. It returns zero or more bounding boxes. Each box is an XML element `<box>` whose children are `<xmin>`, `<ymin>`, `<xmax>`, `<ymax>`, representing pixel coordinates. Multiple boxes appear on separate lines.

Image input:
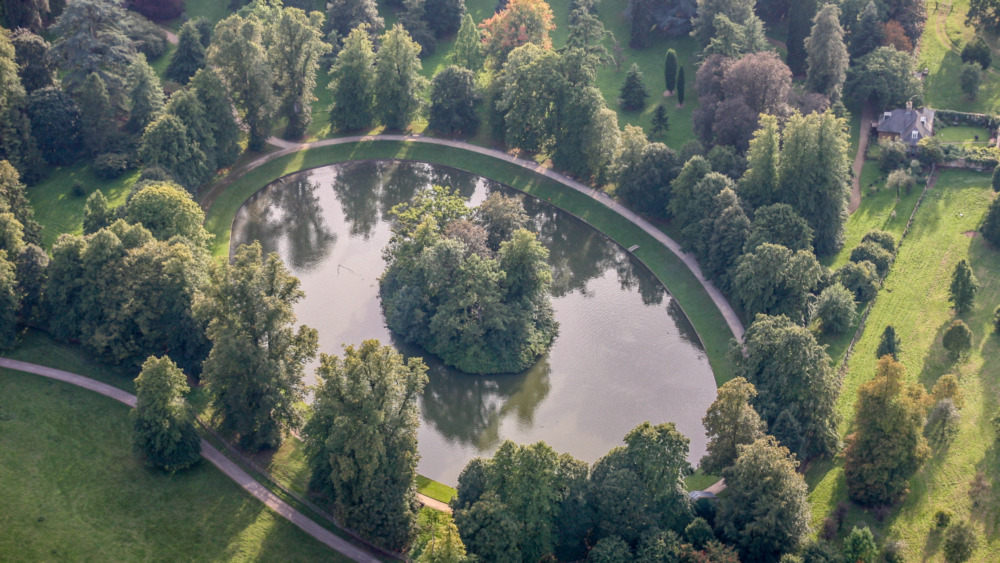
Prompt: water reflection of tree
<box><xmin>393</xmin><ymin>333</ymin><xmax>552</xmax><ymax>452</ymax></box>
<box><xmin>667</xmin><ymin>299</ymin><xmax>705</xmax><ymax>351</ymax></box>
<box><xmin>233</xmin><ymin>174</ymin><xmax>336</xmax><ymax>271</ymax></box>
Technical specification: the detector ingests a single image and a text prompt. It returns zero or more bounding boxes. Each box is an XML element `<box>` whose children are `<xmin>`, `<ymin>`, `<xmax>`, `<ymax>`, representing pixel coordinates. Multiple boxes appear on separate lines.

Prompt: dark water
<box><xmin>231</xmin><ymin>160</ymin><xmax>717</xmax><ymax>484</ymax></box>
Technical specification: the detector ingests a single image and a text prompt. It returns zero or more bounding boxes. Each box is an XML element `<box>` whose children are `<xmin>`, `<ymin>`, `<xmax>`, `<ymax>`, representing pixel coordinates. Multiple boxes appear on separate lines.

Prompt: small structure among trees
<box><xmin>876</xmin><ymin>101</ymin><xmax>934</xmax><ymax>152</ymax></box>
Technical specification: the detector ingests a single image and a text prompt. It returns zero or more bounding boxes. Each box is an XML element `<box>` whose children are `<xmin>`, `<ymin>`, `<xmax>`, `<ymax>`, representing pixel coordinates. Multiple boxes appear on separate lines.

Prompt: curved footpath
<box><xmin>206</xmin><ymin>134</ymin><xmax>745</xmax><ymax>341</ymax></box>
<box><xmin>0</xmin><ymin>357</ymin><xmax>382</xmax><ymax>563</ymax></box>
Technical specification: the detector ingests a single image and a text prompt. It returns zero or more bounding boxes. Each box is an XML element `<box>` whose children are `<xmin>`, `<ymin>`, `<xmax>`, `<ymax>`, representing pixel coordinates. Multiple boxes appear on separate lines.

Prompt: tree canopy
<box><xmin>130</xmin><ymin>355</ymin><xmax>202</xmax><ymax>471</ymax></box>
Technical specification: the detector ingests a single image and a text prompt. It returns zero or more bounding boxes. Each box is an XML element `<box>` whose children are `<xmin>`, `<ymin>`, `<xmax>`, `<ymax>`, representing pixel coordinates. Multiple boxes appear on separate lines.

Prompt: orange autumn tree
<box><xmin>882</xmin><ymin>20</ymin><xmax>913</xmax><ymax>52</ymax></box>
<box><xmin>479</xmin><ymin>0</ymin><xmax>555</xmax><ymax>66</ymax></box>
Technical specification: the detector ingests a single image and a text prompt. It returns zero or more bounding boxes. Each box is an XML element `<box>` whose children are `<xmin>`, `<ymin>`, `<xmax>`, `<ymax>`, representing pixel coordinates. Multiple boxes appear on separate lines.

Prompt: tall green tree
<box><xmin>692</xmin><ymin>0</ymin><xmax>759</xmax><ymax>48</ymax></box>
<box><xmin>49</xmin><ymin>0</ymin><xmax>133</xmax><ymax>95</ymax></box>
<box><xmin>303</xmin><ymin>340</ymin><xmax>428</xmax><ymax>551</ymax></box>
<box><xmin>664</xmin><ymin>48</ymin><xmax>678</xmax><ymax>93</ymax></box>
<box><xmin>130</xmin><ymin>355</ymin><xmax>202</xmax><ymax>471</ymax></box>
<box><xmin>851</xmin><ymin>1</ymin><xmax>884</xmax><ymax>59</ymax></box>
<box><xmin>428</xmin><ymin>65</ymin><xmax>479</xmax><ymax>134</ymax></box>
<box><xmin>844</xmin><ymin>355</ymin><xmax>930</xmax><ymax>506</ymax></box>
<box><xmin>190</xmin><ymin>68</ymin><xmax>242</xmax><ymax>169</ymax></box>
<box><xmin>981</xmin><ymin>191</ymin><xmax>1000</xmax><ymax>245</ymax></box>
<box><xmin>845</xmin><ymin>46</ymin><xmax>922</xmax><ymax>108</ymax></box>
<box><xmin>716</xmin><ymin>437</ymin><xmax>811</xmax><ymax>563</ymax></box>
<box><xmin>165</xmin><ymin>20</ymin><xmax>206</xmax><ymax>84</ymax></box>
<box><xmin>166</xmin><ymin>88</ymin><xmax>217</xmax><ymax>175</ymax></box>
<box><xmin>328</xmin><ymin>25</ymin><xmax>377</xmax><ymax>131</ymax></box>
<box><xmin>267</xmin><ymin>7</ymin><xmax>330</xmax><ymax>139</ymax></box>
<box><xmin>786</xmin><ymin>0</ymin><xmax>817</xmax><ymax>74</ymax></box>
<box><xmin>451</xmin><ymin>13</ymin><xmax>484</xmax><ymax>71</ymax></box>
<box><xmin>700</xmin><ymin>377</ymin><xmax>767</xmax><ymax>475</ymax></box>
<box><xmin>777</xmin><ymin>111</ymin><xmax>850</xmax><ymax>255</ymax></box>
<box><xmin>11</xmin><ymin>29</ymin><xmax>54</xmax><ymax>92</ymax></box>
<box><xmin>738</xmin><ymin>114</ymin><xmax>781</xmax><ymax>211</ymax></box>
<box><xmin>0</xmin><ymin>160</ymin><xmax>40</xmax><ymax>245</ymax></box>
<box><xmin>121</xmin><ymin>182</ymin><xmax>212</xmax><ymax>246</ymax></box>
<box><xmin>950</xmin><ymin>258</ymin><xmax>979</xmax><ymax>313</ymax></box>
<box><xmin>0</xmin><ymin>29</ymin><xmax>44</xmax><ymax>183</ymax></box>
<box><xmin>425</xmin><ymin>0</ymin><xmax>466</xmax><ymax>36</ymax></box>
<box><xmin>0</xmin><ymin>250</ymin><xmax>18</xmax><ymax>350</ymax></box>
<box><xmin>15</xmin><ymin>243</ymin><xmax>48</xmax><ymax>327</ymax></box>
<box><xmin>139</xmin><ymin>114</ymin><xmax>209</xmax><ymax>193</ymax></box>
<box><xmin>744</xmin><ymin>203</ymin><xmax>814</xmax><ymax>253</ymax></box>
<box><xmin>208</xmin><ymin>14</ymin><xmax>275</xmax><ymax>151</ymax></box>
<box><xmin>83</xmin><ymin>189</ymin><xmax>111</xmax><ymax>235</ymax></box>
<box><xmin>619</xmin><ymin>63</ymin><xmax>649</xmax><ymax>110</ymax></box>
<box><xmin>26</xmin><ymin>86</ymin><xmax>81</xmax><ymax>165</ymax></box>
<box><xmin>76</xmin><ymin>72</ymin><xmax>116</xmax><ymax>156</ymax></box>
<box><xmin>733</xmin><ymin>243</ymin><xmax>823</xmax><ymax>322</ymax></box>
<box><xmin>735</xmin><ymin>314</ymin><xmax>840</xmax><ymax>459</ymax></box>
<box><xmin>805</xmin><ymin>4</ymin><xmax>849</xmax><ymax>100</ymax></box>
<box><xmin>374</xmin><ymin>24</ymin><xmax>428</xmax><ymax>130</ymax></box>
<box><xmin>1</xmin><ymin>0</ymin><xmax>49</xmax><ymax>32</ymax></box>
<box><xmin>943</xmin><ymin>319</ymin><xmax>973</xmax><ymax>358</ymax></box>
<box><xmin>676</xmin><ymin>66</ymin><xmax>686</xmax><ymax>105</ymax></box>
<box><xmin>125</xmin><ymin>55</ymin><xmax>164</xmax><ymax>134</ymax></box>
<box><xmin>326</xmin><ymin>0</ymin><xmax>384</xmax><ymax>43</ymax></box>
<box><xmin>195</xmin><ymin>241</ymin><xmax>318</xmax><ymax>450</ymax></box>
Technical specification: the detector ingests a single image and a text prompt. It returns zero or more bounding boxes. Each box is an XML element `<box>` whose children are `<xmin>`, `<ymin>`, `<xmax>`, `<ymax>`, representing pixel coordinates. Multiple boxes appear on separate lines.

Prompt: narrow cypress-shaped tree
<box><xmin>664</xmin><ymin>48</ymin><xmax>678</xmax><ymax>93</ymax></box>
<box><xmin>620</xmin><ymin>63</ymin><xmax>649</xmax><ymax>110</ymax></box>
<box><xmin>452</xmin><ymin>13</ymin><xmax>484</xmax><ymax>71</ymax></box>
<box><xmin>374</xmin><ymin>24</ymin><xmax>428</xmax><ymax>130</ymax></box>
<box><xmin>165</xmin><ymin>20</ymin><xmax>206</xmax><ymax>84</ymax></box>
<box><xmin>676</xmin><ymin>66</ymin><xmax>686</xmax><ymax>105</ymax></box>
<box><xmin>125</xmin><ymin>55</ymin><xmax>165</xmax><ymax>134</ymax></box>
<box><xmin>805</xmin><ymin>4</ymin><xmax>849</xmax><ymax>100</ymax></box>
<box><xmin>328</xmin><ymin>26</ymin><xmax>376</xmax><ymax>131</ymax></box>
<box><xmin>949</xmin><ymin>258</ymin><xmax>979</xmax><ymax>314</ymax></box>
<box><xmin>76</xmin><ymin>72</ymin><xmax>115</xmax><ymax>156</ymax></box>
<box><xmin>130</xmin><ymin>355</ymin><xmax>202</xmax><ymax>471</ymax></box>
<box><xmin>190</xmin><ymin>68</ymin><xmax>241</xmax><ymax>169</ymax></box>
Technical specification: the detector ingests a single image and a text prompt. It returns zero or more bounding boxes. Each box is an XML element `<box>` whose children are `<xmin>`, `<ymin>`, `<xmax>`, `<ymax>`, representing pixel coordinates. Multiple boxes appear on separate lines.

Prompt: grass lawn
<box><xmin>0</xmin><ymin>368</ymin><xmax>347</xmax><ymax>562</ymax></box>
<box><xmin>416</xmin><ymin>476</ymin><xmax>459</xmax><ymax>504</ymax></box>
<box><xmin>919</xmin><ymin>0</ymin><xmax>1000</xmax><ymax>113</ymax></box>
<box><xmin>937</xmin><ymin>125</ymin><xmax>994</xmax><ymax>144</ymax></box>
<box><xmin>202</xmin><ymin>140</ymin><xmax>737</xmax><ymax>384</ymax></box>
<box><xmin>806</xmin><ymin>170</ymin><xmax>1000</xmax><ymax>561</ymax></box>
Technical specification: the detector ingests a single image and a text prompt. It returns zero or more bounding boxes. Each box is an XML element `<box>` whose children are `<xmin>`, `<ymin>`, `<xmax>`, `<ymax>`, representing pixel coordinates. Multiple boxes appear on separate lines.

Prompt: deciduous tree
<box><xmin>451</xmin><ymin>14</ymin><xmax>484</xmax><ymax>71</ymax></box>
<box><xmin>374</xmin><ymin>25</ymin><xmax>428</xmax><ymax>130</ymax></box>
<box><xmin>139</xmin><ymin>114</ymin><xmax>209</xmax><ymax>192</ymax></box>
<box><xmin>208</xmin><ymin>14</ymin><xmax>275</xmax><ymax>151</ymax></box>
<box><xmin>304</xmin><ymin>340</ymin><xmax>428</xmax><ymax>551</ymax></box>
<box><xmin>943</xmin><ymin>320</ymin><xmax>973</xmax><ymax>358</ymax></box>
<box><xmin>26</xmin><ymin>86</ymin><xmax>81</xmax><ymax>165</ymax></box>
<box><xmin>0</xmin><ymin>251</ymin><xmax>18</xmax><ymax>349</ymax></box>
<box><xmin>195</xmin><ymin>241</ymin><xmax>318</xmax><ymax>450</ymax></box>
<box><xmin>429</xmin><ymin>65</ymin><xmax>479</xmax><ymax>134</ymax></box>
<box><xmin>700</xmin><ymin>377</ymin><xmax>766</xmax><ymax>475</ymax></box>
<box><xmin>125</xmin><ymin>55</ymin><xmax>164</xmax><ymax>133</ymax></box>
<box><xmin>479</xmin><ymin>0</ymin><xmax>554</xmax><ymax>66</ymax></box>
<box><xmin>268</xmin><ymin>7</ymin><xmax>330</xmax><ymax>139</ymax></box>
<box><xmin>845</xmin><ymin>46</ymin><xmax>922</xmax><ymax>108</ymax></box>
<box><xmin>961</xmin><ymin>62</ymin><xmax>983</xmax><ymax>99</ymax></box>
<box><xmin>130</xmin><ymin>355</ymin><xmax>201</xmax><ymax>471</ymax></box>
<box><xmin>844</xmin><ymin>355</ymin><xmax>930</xmax><ymax>506</ymax></box>
<box><xmin>744</xmin><ymin>203</ymin><xmax>814</xmax><ymax>253</ymax></box>
<box><xmin>190</xmin><ymin>68</ymin><xmax>241</xmax><ymax>168</ymax></box>
<box><xmin>733</xmin><ymin>243</ymin><xmax>823</xmax><ymax>322</ymax></box>
<box><xmin>11</xmin><ymin>30</ymin><xmax>54</xmax><ymax>92</ymax></box>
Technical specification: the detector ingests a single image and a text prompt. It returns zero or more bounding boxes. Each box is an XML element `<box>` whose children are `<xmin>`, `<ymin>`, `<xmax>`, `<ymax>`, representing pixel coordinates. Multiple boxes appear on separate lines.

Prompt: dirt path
<box><xmin>203</xmin><ymin>134</ymin><xmax>746</xmax><ymax>341</ymax></box>
<box><xmin>0</xmin><ymin>357</ymin><xmax>382</xmax><ymax>563</ymax></box>
<box><xmin>850</xmin><ymin>102</ymin><xmax>876</xmax><ymax>213</ymax></box>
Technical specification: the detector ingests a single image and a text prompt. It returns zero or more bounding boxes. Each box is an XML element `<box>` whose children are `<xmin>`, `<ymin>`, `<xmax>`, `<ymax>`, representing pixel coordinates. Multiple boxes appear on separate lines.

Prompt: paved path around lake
<box><xmin>0</xmin><ymin>357</ymin><xmax>382</xmax><ymax>563</ymax></box>
<box><xmin>204</xmin><ymin>134</ymin><xmax>745</xmax><ymax>341</ymax></box>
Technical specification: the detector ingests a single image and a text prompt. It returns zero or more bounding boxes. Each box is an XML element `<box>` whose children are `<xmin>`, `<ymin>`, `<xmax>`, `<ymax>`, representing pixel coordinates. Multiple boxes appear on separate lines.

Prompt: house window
<box><xmin>911</xmin><ymin>131</ymin><xmax>919</xmax><ymax>140</ymax></box>
<box><xmin>920</xmin><ymin>116</ymin><xmax>927</xmax><ymax>124</ymax></box>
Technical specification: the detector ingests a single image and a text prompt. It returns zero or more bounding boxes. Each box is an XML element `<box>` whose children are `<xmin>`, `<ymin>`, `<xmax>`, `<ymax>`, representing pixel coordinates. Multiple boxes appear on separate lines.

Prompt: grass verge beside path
<box><xmin>202</xmin><ymin>140</ymin><xmax>736</xmax><ymax>383</ymax></box>
<box><xmin>806</xmin><ymin>170</ymin><xmax>1000</xmax><ymax>561</ymax></box>
<box><xmin>0</xmin><ymin>367</ymin><xmax>349</xmax><ymax>562</ymax></box>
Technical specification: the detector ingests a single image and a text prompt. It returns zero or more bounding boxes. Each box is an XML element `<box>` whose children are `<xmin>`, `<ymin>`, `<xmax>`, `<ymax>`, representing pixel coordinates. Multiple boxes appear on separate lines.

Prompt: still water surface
<box><xmin>231</xmin><ymin>160</ymin><xmax>717</xmax><ymax>484</ymax></box>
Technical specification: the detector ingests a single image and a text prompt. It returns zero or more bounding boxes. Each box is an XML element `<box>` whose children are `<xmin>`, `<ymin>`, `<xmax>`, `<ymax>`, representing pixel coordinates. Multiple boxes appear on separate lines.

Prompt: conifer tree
<box><xmin>165</xmin><ymin>20</ymin><xmax>206</xmax><ymax>84</ymax></box>
<box><xmin>374</xmin><ymin>25</ymin><xmax>428</xmax><ymax>130</ymax></box>
<box><xmin>328</xmin><ymin>26</ymin><xmax>377</xmax><ymax>131</ymax></box>
<box><xmin>190</xmin><ymin>68</ymin><xmax>241</xmax><ymax>169</ymax></box>
<box><xmin>125</xmin><ymin>55</ymin><xmax>164</xmax><ymax>134</ymax></box>
<box><xmin>981</xmin><ymin>193</ymin><xmax>1000</xmax><ymax>246</ymax></box>
<box><xmin>620</xmin><ymin>63</ymin><xmax>649</xmax><ymax>110</ymax></box>
<box><xmin>805</xmin><ymin>4</ymin><xmax>849</xmax><ymax>100</ymax></box>
<box><xmin>664</xmin><ymin>48</ymin><xmax>678</xmax><ymax>93</ymax></box>
<box><xmin>166</xmin><ymin>89</ymin><xmax>217</xmax><ymax>174</ymax></box>
<box><xmin>130</xmin><ymin>355</ymin><xmax>202</xmax><ymax>471</ymax></box>
<box><xmin>738</xmin><ymin>114</ymin><xmax>781</xmax><ymax>211</ymax></box>
<box><xmin>76</xmin><ymin>72</ymin><xmax>116</xmax><ymax>156</ymax></box>
<box><xmin>786</xmin><ymin>0</ymin><xmax>817</xmax><ymax>75</ymax></box>
<box><xmin>651</xmin><ymin>105</ymin><xmax>670</xmax><ymax>137</ymax></box>
<box><xmin>949</xmin><ymin>258</ymin><xmax>979</xmax><ymax>314</ymax></box>
<box><xmin>451</xmin><ymin>13</ymin><xmax>484</xmax><ymax>71</ymax></box>
<box><xmin>139</xmin><ymin>114</ymin><xmax>209</xmax><ymax>193</ymax></box>
<box><xmin>850</xmin><ymin>1</ymin><xmax>884</xmax><ymax>60</ymax></box>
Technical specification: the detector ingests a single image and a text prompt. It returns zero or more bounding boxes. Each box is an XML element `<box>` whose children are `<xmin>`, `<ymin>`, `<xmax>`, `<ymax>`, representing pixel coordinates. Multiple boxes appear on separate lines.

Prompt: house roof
<box><xmin>877</xmin><ymin>106</ymin><xmax>935</xmax><ymax>146</ymax></box>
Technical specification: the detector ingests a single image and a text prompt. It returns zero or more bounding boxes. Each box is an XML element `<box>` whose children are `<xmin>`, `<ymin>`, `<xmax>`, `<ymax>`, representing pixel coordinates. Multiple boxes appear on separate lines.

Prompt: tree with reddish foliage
<box><xmin>128</xmin><ymin>0</ymin><xmax>185</xmax><ymax>22</ymax></box>
<box><xmin>478</xmin><ymin>0</ymin><xmax>554</xmax><ymax>66</ymax></box>
<box><xmin>882</xmin><ymin>20</ymin><xmax>913</xmax><ymax>51</ymax></box>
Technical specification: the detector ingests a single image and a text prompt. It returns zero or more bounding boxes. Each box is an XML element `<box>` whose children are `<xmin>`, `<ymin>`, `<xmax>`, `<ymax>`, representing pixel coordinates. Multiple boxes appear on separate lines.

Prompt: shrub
<box><xmin>838</xmin><ymin>260</ymin><xmax>879</xmax><ymax>302</ymax></box>
<box><xmin>925</xmin><ymin>398</ymin><xmax>961</xmax><ymax>446</ymax></box>
<box><xmin>942</xmin><ymin>320</ymin><xmax>973</xmax><ymax>358</ymax></box>
<box><xmin>842</xmin><ymin>526</ymin><xmax>878</xmax><ymax>563</ymax></box>
<box><xmin>932</xmin><ymin>373</ymin><xmax>965</xmax><ymax>408</ymax></box>
<box><xmin>917</xmin><ymin>136</ymin><xmax>945</xmax><ymax>165</ymax></box>
<box><xmin>93</xmin><ymin>153</ymin><xmax>132</xmax><ymax>180</ymax></box>
<box><xmin>943</xmin><ymin>520</ymin><xmax>978</xmax><ymax>563</ymax></box>
<box><xmin>960</xmin><ymin>62</ymin><xmax>983</xmax><ymax>99</ymax></box>
<box><xmin>861</xmin><ymin>229</ymin><xmax>897</xmax><ymax>253</ymax></box>
<box><xmin>886</xmin><ymin>168</ymin><xmax>916</xmax><ymax>196</ymax></box>
<box><xmin>883</xmin><ymin>539</ymin><xmax>907</xmax><ymax>563</ymax></box>
<box><xmin>71</xmin><ymin>181</ymin><xmax>86</xmax><ymax>198</ymax></box>
<box><xmin>879</xmin><ymin>138</ymin><xmax>908</xmax><ymax>171</ymax></box>
<box><xmin>981</xmin><ymin>194</ymin><xmax>1000</xmax><ymax>245</ymax></box>
<box><xmin>814</xmin><ymin>283</ymin><xmax>857</xmax><ymax>334</ymax></box>
<box><xmin>850</xmin><ymin>241</ymin><xmax>894</xmax><ymax>278</ymax></box>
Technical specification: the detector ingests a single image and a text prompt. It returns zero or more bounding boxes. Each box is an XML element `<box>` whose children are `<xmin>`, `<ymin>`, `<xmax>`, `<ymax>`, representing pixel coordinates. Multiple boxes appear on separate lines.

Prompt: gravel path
<box><xmin>204</xmin><ymin>134</ymin><xmax>746</xmax><ymax>341</ymax></box>
<box><xmin>850</xmin><ymin>102</ymin><xmax>876</xmax><ymax>213</ymax></box>
<box><xmin>0</xmin><ymin>357</ymin><xmax>382</xmax><ymax>563</ymax></box>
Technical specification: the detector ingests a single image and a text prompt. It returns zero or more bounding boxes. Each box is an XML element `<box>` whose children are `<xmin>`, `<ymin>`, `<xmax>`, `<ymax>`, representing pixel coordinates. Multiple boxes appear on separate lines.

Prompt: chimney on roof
<box><xmin>906</xmin><ymin>100</ymin><xmax>913</xmax><ymax>111</ymax></box>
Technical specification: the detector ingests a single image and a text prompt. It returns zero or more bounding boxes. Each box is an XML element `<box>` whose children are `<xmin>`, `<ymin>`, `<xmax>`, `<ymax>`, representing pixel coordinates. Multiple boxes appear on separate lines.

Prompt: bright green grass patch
<box><xmin>0</xmin><ymin>370</ymin><xmax>346</xmax><ymax>562</ymax></box>
<box><xmin>27</xmin><ymin>164</ymin><xmax>140</xmax><ymax>248</ymax></box>
<box><xmin>683</xmin><ymin>470</ymin><xmax>720</xmax><ymax>492</ymax></box>
<box><xmin>202</xmin><ymin>140</ymin><xmax>736</xmax><ymax>383</ymax></box>
<box><xmin>417</xmin><ymin>475</ymin><xmax>459</xmax><ymax>504</ymax></box>
<box><xmin>937</xmin><ymin>126</ymin><xmax>993</xmax><ymax>144</ymax></box>
<box><xmin>807</xmin><ymin>171</ymin><xmax>1000</xmax><ymax>561</ymax></box>
<box><xmin>920</xmin><ymin>0</ymin><xmax>1000</xmax><ymax>113</ymax></box>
